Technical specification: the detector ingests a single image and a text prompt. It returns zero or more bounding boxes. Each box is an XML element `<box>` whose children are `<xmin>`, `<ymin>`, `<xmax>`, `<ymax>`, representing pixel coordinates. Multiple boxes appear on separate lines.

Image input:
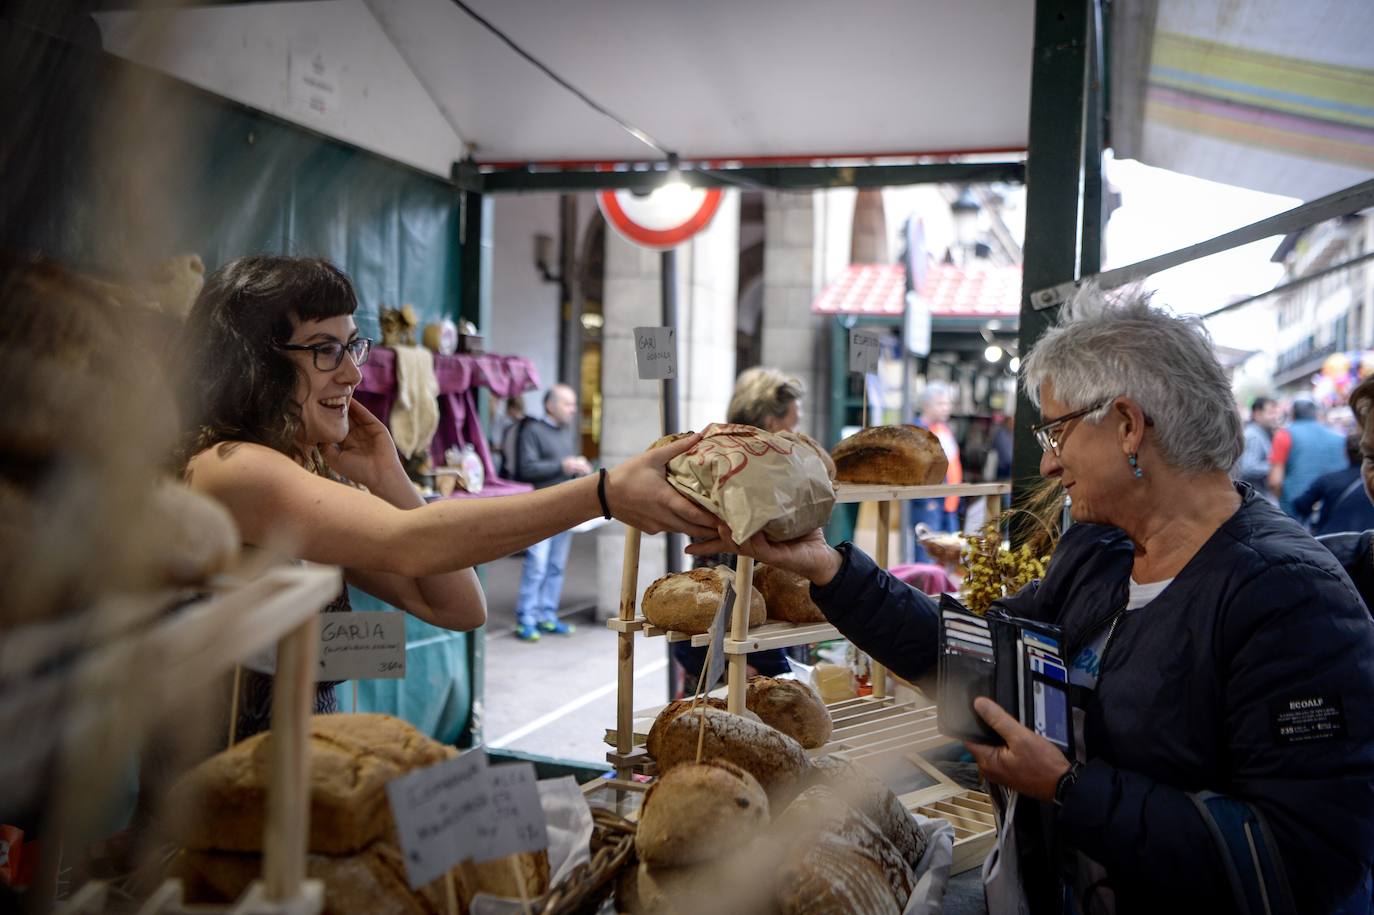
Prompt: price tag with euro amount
<box><xmin>316</xmin><ymin>612</ymin><xmax>406</xmax><ymax>681</ymax></box>
<box><xmin>469</xmin><ymin>763</ymin><xmax>549</xmax><ymax>863</ymax></box>
<box><xmin>849</xmin><ymin>330</ymin><xmax>880</xmax><ymax>376</ymax></box>
<box><xmin>634</xmin><ymin>326</ymin><xmax>678</xmax><ymax>380</ymax></box>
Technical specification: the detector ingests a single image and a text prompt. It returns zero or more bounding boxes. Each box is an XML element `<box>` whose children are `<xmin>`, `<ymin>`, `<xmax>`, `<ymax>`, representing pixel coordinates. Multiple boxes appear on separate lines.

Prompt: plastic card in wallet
<box><xmin>935</xmin><ymin>594</ymin><xmax>1073</xmax><ymax>755</ymax></box>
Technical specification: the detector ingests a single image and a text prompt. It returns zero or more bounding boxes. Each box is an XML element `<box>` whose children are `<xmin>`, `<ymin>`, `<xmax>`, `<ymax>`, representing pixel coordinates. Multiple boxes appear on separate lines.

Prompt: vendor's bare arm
<box><xmin>188</xmin><ymin>433</ymin><xmax>717</xmax><ymax>583</ymax></box>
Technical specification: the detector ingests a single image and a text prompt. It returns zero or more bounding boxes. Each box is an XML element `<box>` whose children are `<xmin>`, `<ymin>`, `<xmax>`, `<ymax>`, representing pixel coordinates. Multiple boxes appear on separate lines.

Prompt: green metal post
<box><xmin>1012</xmin><ymin>0</ymin><xmax>1092</xmax><ymax>510</ymax></box>
<box><xmin>456</xmin><ymin>188</ymin><xmax>492</xmax><ymax>748</ymax></box>
<box><xmin>1081</xmin><ymin>0</ymin><xmax>1106</xmax><ymax>276</ymax></box>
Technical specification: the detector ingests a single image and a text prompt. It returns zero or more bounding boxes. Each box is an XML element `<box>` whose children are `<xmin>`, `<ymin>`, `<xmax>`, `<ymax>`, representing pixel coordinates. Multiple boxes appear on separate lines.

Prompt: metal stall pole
<box><xmin>661</xmin><ymin>247</ymin><xmax>685</xmax><ymax>700</ymax></box>
<box><xmin>1011</xmin><ymin>0</ymin><xmax>1094</xmax><ymax>516</ymax></box>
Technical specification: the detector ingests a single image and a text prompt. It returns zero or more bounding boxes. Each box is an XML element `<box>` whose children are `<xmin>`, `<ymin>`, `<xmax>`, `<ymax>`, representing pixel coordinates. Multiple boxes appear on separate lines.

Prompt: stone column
<box><xmin>595</xmin><ymin>191</ymin><xmax>740</xmax><ymax>620</ymax></box>
<box><xmin>760</xmin><ymin>188</ymin><xmax>855</xmax><ymax>446</ymax></box>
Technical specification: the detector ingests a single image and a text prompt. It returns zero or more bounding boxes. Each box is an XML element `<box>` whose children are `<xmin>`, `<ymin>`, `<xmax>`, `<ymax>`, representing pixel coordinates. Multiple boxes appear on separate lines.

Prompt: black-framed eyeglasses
<box><xmin>1031</xmin><ymin>398</ymin><xmax>1111</xmax><ymax>455</ymax></box>
<box><xmin>279</xmin><ymin>337</ymin><xmax>372</xmax><ymax>371</ymax></box>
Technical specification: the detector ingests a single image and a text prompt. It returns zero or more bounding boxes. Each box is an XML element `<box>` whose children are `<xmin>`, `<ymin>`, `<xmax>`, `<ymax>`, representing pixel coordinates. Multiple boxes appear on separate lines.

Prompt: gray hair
<box><xmin>1021</xmin><ymin>285</ymin><xmax>1242</xmax><ymax>474</ymax></box>
<box><xmin>728</xmin><ymin>367</ymin><xmax>804</xmax><ymax>428</ymax></box>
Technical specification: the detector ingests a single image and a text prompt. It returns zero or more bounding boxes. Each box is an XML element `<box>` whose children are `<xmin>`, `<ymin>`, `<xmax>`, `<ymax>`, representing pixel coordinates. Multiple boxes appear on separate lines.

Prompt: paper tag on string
<box><xmin>849</xmin><ymin>330</ymin><xmax>880</xmax><ymax>376</ymax></box>
<box><xmin>703</xmin><ymin>581</ymin><xmax>734</xmax><ymax>690</ymax></box>
<box><xmin>634</xmin><ymin>326</ymin><xmax>677</xmax><ymax>380</ymax></box>
<box><xmin>387</xmin><ymin>751</ymin><xmax>488</xmax><ymax>890</ymax></box>
<box><xmin>470</xmin><ymin>763</ymin><xmax>549</xmax><ymax>862</ymax></box>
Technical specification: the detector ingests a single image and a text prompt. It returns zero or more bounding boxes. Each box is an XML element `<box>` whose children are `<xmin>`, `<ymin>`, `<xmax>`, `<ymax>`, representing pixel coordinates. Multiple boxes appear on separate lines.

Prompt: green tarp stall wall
<box><xmin>2</xmin><ymin>25</ymin><xmax>474</xmax><ymax>745</ymax></box>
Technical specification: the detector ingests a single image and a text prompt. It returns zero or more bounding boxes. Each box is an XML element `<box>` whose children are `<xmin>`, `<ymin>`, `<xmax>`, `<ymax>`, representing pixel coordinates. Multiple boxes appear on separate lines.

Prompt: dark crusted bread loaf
<box><xmin>754</xmin><ymin>563</ymin><xmax>826</xmax><ymax>623</ymax></box>
<box><xmin>641</xmin><ymin>566</ymin><xmax>766</xmax><ymax>634</ymax></box>
<box><xmin>830</xmin><ymin>425</ymin><xmax>948</xmax><ymax>485</ymax></box>
<box><xmin>654</xmin><ymin>706</ymin><xmax>811</xmax><ymax>804</ymax></box>
<box><xmin>646</xmin><ymin>697</ymin><xmax>729</xmax><ymax>760</ymax></box>
<box><xmin>773</xmin><ymin>785</ymin><xmax>915</xmax><ymax>914</ymax></box>
<box><xmin>746</xmin><ymin>677</ymin><xmax>833</xmax><ymax>749</ymax></box>
<box><xmin>807</xmin><ymin>757</ymin><xmax>928</xmax><ymax>869</ymax></box>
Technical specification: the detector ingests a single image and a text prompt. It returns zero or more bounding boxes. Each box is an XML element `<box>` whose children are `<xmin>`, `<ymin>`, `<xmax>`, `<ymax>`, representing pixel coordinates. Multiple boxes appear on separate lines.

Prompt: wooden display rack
<box><xmin>8</xmin><ymin>563</ymin><xmax>345</xmax><ymax>915</ymax></box>
<box><xmin>603</xmin><ymin>480</ymin><xmax>1008</xmax><ymax>872</ymax></box>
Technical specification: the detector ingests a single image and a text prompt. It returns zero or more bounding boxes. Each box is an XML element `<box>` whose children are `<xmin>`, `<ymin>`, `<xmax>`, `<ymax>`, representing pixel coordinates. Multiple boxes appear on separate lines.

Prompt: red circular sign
<box><xmin>597</xmin><ymin>185</ymin><xmax>724</xmax><ymax>249</ymax></box>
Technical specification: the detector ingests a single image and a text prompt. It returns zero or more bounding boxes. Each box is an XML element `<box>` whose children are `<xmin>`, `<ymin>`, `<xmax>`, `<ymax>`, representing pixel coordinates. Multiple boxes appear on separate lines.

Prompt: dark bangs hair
<box><xmin>176</xmin><ymin>255</ymin><xmax>357</xmax><ymax>469</ymax></box>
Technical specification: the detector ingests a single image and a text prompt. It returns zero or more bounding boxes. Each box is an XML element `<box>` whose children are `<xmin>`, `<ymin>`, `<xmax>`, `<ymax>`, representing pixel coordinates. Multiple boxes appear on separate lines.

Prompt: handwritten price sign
<box><xmin>316</xmin><ymin>612</ymin><xmax>406</xmax><ymax>682</ymax></box>
<box><xmin>387</xmin><ymin>751</ymin><xmax>489</xmax><ymax>889</ymax></box>
<box><xmin>849</xmin><ymin>330</ymin><xmax>881</xmax><ymax>376</ymax></box>
<box><xmin>634</xmin><ymin>326</ymin><xmax>678</xmax><ymax>380</ymax></box>
<box><xmin>387</xmin><ymin>754</ymin><xmax>550</xmax><ymax>890</ymax></box>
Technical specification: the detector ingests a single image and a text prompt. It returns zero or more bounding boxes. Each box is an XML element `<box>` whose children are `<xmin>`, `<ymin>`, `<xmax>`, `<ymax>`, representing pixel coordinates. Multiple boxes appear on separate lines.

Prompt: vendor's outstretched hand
<box><xmin>964</xmin><ymin>697</ymin><xmax>1070</xmax><ymax>801</ymax></box>
<box><xmin>687</xmin><ymin>525</ymin><xmax>844</xmax><ymax>587</ymax></box>
<box><xmin>605</xmin><ymin>432</ymin><xmax>720</xmax><ymax>538</ymax></box>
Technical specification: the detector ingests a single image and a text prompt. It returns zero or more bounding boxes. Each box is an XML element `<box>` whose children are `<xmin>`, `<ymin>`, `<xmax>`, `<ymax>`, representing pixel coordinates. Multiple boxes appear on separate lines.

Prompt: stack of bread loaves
<box><xmin>167</xmin><ymin>714</ymin><xmax>549</xmax><ymax>915</ymax></box>
<box><xmin>632</xmin><ymin>687</ymin><xmax>924</xmax><ymax>914</ymax></box>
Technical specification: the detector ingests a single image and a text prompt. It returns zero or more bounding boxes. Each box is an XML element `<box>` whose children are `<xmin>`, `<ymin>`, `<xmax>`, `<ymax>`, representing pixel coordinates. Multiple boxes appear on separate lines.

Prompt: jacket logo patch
<box><xmin>1269</xmin><ymin>694</ymin><xmax>1346</xmax><ymax>745</ymax></box>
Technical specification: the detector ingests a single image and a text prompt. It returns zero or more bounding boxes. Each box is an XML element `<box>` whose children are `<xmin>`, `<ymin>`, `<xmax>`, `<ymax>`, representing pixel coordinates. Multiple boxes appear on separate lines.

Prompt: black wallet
<box><xmin>935</xmin><ymin>594</ymin><xmax>1073</xmax><ymax>754</ymax></box>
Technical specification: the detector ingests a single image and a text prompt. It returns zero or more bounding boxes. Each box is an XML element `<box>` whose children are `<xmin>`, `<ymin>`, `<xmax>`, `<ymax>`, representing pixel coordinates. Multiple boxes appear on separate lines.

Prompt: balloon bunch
<box><xmin>1314</xmin><ymin>351</ymin><xmax>1374</xmax><ymax>409</ymax></box>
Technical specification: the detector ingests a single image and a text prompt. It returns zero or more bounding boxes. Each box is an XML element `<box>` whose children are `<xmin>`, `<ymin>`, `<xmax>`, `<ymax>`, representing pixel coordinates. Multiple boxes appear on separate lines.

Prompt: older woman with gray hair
<box><xmin>692</xmin><ymin>289</ymin><xmax>1374</xmax><ymax>913</ymax></box>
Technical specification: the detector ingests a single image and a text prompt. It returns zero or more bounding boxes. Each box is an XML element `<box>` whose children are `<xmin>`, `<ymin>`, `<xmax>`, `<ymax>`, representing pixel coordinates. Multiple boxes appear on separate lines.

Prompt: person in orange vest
<box><xmin>911</xmin><ymin>381</ymin><xmax>962</xmax><ymax>562</ymax></box>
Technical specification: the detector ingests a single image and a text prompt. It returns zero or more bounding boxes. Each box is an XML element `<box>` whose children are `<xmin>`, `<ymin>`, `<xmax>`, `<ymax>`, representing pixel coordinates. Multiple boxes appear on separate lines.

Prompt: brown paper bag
<box><xmin>666</xmin><ymin>423</ymin><xmax>836</xmax><ymax>543</ymax></box>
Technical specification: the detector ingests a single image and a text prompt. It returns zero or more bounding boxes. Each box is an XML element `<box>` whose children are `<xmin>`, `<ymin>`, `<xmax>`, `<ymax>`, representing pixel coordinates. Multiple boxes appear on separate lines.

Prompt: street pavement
<box><xmin>480</xmin><ymin>533</ymin><xmax>669</xmax><ymax>767</ymax></box>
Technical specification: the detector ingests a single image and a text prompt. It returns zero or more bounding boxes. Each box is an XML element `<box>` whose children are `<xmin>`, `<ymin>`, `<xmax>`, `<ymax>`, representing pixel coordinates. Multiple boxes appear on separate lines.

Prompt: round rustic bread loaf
<box><xmin>754</xmin><ymin>563</ymin><xmax>826</xmax><ymax>623</ymax></box>
<box><xmin>654</xmin><ymin>706</ymin><xmax>810</xmax><ymax>804</ymax></box>
<box><xmin>636</xmin><ymin>759</ymin><xmax>769</xmax><ymax>867</ymax></box>
<box><xmin>168</xmin><ymin>713</ymin><xmax>456</xmax><ymax>855</ymax></box>
<box><xmin>830</xmin><ymin>425</ymin><xmax>948</xmax><ymax>485</ymax></box>
<box><xmin>641</xmin><ymin>566</ymin><xmax>765</xmax><ymax>634</ymax></box>
<box><xmin>645</xmin><ymin>697</ymin><xmax>728</xmax><ymax>760</ymax></box>
<box><xmin>773</xmin><ymin>785</ymin><xmax>914</xmax><ymax>914</ymax></box>
<box><xmin>776</xmin><ymin>836</ymin><xmax>900</xmax><ymax>915</ymax></box>
<box><xmin>807</xmin><ymin>757</ymin><xmax>928</xmax><ymax>868</ymax></box>
<box><xmin>746</xmin><ymin>677</ymin><xmax>833</xmax><ymax>749</ymax></box>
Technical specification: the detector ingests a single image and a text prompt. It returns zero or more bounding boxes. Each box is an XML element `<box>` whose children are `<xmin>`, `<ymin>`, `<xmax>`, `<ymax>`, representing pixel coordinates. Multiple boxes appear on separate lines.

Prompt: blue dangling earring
<box><xmin>1128</xmin><ymin>453</ymin><xmax>1143</xmax><ymax>478</ymax></box>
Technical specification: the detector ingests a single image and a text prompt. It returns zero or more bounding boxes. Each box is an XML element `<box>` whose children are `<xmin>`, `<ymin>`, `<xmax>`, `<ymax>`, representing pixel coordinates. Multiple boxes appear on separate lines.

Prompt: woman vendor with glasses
<box><xmin>177</xmin><ymin>256</ymin><xmax>718</xmax><ymax>739</ymax></box>
<box><xmin>693</xmin><ymin>287</ymin><xmax>1374</xmax><ymax>913</ymax></box>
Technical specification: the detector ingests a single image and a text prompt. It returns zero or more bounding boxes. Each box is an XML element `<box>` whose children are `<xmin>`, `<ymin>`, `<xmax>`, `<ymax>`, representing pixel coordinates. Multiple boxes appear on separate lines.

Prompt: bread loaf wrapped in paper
<box><xmin>666</xmin><ymin>423</ymin><xmax>836</xmax><ymax>543</ymax></box>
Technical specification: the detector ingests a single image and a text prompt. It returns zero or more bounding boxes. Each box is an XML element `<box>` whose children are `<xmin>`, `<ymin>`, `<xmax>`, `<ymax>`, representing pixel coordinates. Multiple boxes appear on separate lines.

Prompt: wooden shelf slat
<box><xmin>712</xmin><ymin>620</ymin><xmax>842</xmax><ymax>653</ymax></box>
<box><xmin>834</xmin><ymin>481</ymin><xmax>1010</xmax><ymax>504</ymax></box>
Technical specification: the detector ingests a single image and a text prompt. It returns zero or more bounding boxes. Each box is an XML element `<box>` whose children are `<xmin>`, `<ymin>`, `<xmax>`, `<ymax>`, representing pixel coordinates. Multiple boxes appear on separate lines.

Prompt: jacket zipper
<box><xmin>1065</xmin><ymin>603</ymin><xmax>1128</xmax><ymax>668</ymax></box>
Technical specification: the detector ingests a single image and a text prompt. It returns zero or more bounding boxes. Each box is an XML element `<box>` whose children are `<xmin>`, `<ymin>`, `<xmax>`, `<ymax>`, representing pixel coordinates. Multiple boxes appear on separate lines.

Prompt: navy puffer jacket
<box><xmin>812</xmin><ymin>486</ymin><xmax>1374</xmax><ymax>913</ymax></box>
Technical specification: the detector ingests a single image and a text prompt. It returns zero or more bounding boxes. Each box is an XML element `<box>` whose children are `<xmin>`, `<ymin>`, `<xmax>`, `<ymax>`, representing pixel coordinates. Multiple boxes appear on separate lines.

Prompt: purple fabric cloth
<box><xmin>889</xmin><ymin>562</ymin><xmax>958</xmax><ymax>595</ymax></box>
<box><xmin>356</xmin><ymin>348</ymin><xmax>541</xmax><ymax>481</ymax></box>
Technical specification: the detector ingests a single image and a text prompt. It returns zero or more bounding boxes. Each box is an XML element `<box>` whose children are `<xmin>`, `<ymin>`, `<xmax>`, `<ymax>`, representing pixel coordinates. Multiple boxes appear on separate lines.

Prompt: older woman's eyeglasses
<box><xmin>1031</xmin><ymin>399</ymin><xmax>1111</xmax><ymax>455</ymax></box>
<box><xmin>279</xmin><ymin>337</ymin><xmax>373</xmax><ymax>371</ymax></box>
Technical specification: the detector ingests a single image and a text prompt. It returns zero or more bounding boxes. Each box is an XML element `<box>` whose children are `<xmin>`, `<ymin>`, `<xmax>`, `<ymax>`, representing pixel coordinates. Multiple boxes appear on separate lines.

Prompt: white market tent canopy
<box><xmin>93</xmin><ymin>0</ymin><xmax>1373</xmax><ymax>202</ymax></box>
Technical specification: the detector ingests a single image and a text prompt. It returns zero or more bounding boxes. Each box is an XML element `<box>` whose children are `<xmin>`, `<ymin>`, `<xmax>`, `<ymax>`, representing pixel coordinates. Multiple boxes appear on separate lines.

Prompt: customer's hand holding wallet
<box><xmin>936</xmin><ymin>594</ymin><xmax>1073</xmax><ymax>755</ymax></box>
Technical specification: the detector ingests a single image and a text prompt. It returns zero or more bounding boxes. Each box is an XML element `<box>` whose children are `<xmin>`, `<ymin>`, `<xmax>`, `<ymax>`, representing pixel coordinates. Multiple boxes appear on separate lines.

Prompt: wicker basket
<box><xmin>536</xmin><ymin>807</ymin><xmax>637</xmax><ymax>915</ymax></box>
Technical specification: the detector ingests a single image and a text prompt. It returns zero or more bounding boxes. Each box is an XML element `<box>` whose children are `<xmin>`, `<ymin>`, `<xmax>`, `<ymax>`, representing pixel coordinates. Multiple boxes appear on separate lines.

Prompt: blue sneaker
<box><xmin>537</xmin><ymin>620</ymin><xmax>576</xmax><ymax>636</ymax></box>
<box><xmin>514</xmin><ymin>624</ymin><xmax>541</xmax><ymax>642</ymax></box>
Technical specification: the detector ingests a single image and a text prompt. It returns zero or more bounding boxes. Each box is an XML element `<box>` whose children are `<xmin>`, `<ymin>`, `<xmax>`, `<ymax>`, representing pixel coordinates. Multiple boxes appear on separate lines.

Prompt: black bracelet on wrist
<box><xmin>596</xmin><ymin>467</ymin><xmax>613</xmax><ymax>520</ymax></box>
<box><xmin>1054</xmin><ymin>760</ymin><xmax>1084</xmax><ymax>807</ymax></box>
